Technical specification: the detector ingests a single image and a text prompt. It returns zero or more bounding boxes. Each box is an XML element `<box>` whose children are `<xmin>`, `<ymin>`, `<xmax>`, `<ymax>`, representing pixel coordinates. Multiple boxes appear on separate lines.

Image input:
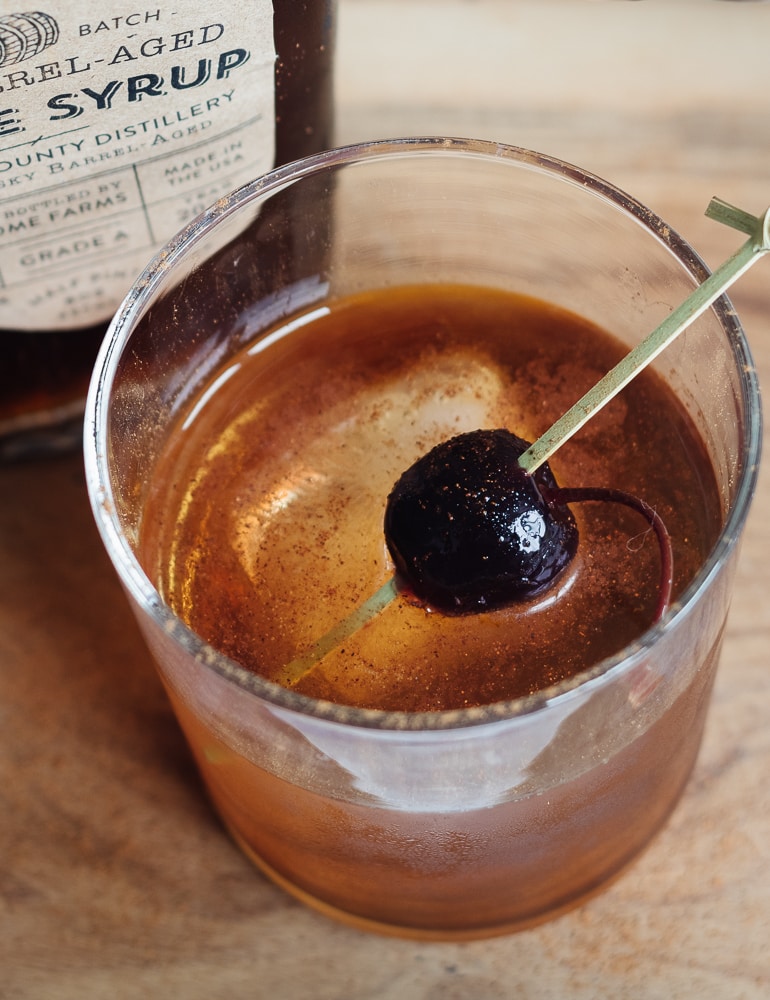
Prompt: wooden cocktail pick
<box><xmin>519</xmin><ymin>198</ymin><xmax>769</xmax><ymax>473</ymax></box>
<box><xmin>280</xmin><ymin>198</ymin><xmax>770</xmax><ymax>687</ymax></box>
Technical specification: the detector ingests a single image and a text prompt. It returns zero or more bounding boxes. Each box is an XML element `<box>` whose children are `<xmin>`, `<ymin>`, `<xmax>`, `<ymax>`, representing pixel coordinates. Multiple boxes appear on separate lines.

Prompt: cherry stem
<box><xmin>545</xmin><ymin>486</ymin><xmax>674</xmax><ymax>624</ymax></box>
<box><xmin>278</xmin><ymin>197</ymin><xmax>768</xmax><ymax>684</ymax></box>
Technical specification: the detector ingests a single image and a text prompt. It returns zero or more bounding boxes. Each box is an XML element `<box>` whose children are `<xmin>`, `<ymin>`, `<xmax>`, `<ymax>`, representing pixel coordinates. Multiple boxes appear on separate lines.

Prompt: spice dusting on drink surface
<box><xmin>139</xmin><ymin>284</ymin><xmax>722</xmax><ymax>712</ymax></box>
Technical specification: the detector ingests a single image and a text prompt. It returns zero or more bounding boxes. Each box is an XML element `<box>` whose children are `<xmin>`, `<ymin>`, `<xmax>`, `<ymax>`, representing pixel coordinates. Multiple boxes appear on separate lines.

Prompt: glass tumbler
<box><xmin>84</xmin><ymin>138</ymin><xmax>761</xmax><ymax>939</ymax></box>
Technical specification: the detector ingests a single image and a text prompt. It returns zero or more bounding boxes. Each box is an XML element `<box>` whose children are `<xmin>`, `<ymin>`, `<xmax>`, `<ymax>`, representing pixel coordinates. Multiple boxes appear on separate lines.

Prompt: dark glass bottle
<box><xmin>0</xmin><ymin>1</ymin><xmax>336</xmax><ymax>460</ymax></box>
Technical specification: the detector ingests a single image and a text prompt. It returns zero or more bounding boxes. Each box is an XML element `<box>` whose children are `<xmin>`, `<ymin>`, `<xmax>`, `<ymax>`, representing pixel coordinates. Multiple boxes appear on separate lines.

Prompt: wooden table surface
<box><xmin>2</xmin><ymin>3</ymin><xmax>769</xmax><ymax>997</ymax></box>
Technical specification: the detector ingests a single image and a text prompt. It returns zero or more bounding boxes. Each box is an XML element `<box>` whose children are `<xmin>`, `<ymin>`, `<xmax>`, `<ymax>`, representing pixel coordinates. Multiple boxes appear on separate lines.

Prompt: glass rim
<box><xmin>83</xmin><ymin>136</ymin><xmax>763</xmax><ymax>733</ymax></box>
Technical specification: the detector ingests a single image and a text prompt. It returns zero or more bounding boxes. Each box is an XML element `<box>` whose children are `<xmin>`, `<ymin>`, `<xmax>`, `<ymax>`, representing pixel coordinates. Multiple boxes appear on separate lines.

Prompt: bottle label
<box><xmin>0</xmin><ymin>2</ymin><xmax>275</xmax><ymax>331</ymax></box>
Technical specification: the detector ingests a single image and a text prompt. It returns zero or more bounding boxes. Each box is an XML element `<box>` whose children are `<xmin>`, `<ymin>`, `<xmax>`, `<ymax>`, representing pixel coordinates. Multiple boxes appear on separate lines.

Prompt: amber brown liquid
<box><xmin>169</xmin><ymin>644</ymin><xmax>719</xmax><ymax>938</ymax></box>
<box><xmin>139</xmin><ymin>284</ymin><xmax>724</xmax><ymax>936</ymax></box>
<box><xmin>142</xmin><ymin>285</ymin><xmax>721</xmax><ymax>711</ymax></box>
<box><xmin>0</xmin><ymin>0</ymin><xmax>336</xmax><ymax>459</ymax></box>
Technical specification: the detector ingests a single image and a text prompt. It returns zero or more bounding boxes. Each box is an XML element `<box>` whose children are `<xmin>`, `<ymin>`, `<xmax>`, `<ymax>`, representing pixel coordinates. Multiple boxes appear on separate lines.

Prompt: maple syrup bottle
<box><xmin>0</xmin><ymin>1</ymin><xmax>336</xmax><ymax>459</ymax></box>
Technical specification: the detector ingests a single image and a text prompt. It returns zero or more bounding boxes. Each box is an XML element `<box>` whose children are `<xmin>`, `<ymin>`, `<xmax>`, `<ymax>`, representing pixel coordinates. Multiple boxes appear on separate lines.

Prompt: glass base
<box><xmin>226</xmin><ymin>822</ymin><xmax>645</xmax><ymax>942</ymax></box>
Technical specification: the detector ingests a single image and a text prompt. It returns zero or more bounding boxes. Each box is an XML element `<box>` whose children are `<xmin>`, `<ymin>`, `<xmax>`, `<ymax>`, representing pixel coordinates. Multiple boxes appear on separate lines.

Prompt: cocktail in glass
<box><xmin>84</xmin><ymin>138</ymin><xmax>761</xmax><ymax>939</ymax></box>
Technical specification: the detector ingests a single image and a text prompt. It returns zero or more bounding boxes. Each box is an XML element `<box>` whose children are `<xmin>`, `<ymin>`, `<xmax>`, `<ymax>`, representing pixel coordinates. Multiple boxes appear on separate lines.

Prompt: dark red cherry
<box><xmin>384</xmin><ymin>429</ymin><xmax>579</xmax><ymax>613</ymax></box>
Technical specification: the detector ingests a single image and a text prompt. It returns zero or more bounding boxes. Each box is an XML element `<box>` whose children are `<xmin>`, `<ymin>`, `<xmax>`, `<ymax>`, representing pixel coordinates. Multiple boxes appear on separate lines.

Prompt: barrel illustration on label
<box><xmin>0</xmin><ymin>11</ymin><xmax>59</xmax><ymax>66</ymax></box>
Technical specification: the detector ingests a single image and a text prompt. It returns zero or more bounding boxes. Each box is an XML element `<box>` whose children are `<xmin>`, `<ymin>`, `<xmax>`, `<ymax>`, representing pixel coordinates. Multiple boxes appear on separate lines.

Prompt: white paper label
<box><xmin>0</xmin><ymin>2</ymin><xmax>275</xmax><ymax>330</ymax></box>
